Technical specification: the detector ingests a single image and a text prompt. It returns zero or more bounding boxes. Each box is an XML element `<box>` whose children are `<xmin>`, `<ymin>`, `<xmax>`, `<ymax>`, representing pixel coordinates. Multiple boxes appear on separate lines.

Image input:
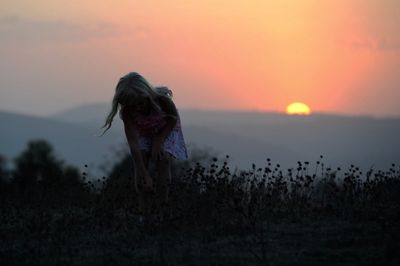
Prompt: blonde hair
<box><xmin>97</xmin><ymin>72</ymin><xmax>173</xmax><ymax>137</ymax></box>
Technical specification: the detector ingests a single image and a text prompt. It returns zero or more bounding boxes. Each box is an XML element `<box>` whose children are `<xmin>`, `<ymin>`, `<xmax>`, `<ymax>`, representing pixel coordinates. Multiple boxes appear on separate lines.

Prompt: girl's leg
<box><xmin>155</xmin><ymin>152</ymin><xmax>172</xmax><ymax>211</ymax></box>
<box><xmin>136</xmin><ymin>150</ymin><xmax>151</xmax><ymax>215</ymax></box>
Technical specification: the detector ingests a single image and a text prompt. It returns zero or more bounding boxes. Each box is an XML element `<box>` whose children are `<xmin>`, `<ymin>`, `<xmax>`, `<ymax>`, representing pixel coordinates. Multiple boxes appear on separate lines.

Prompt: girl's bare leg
<box><xmin>136</xmin><ymin>150</ymin><xmax>151</xmax><ymax>215</ymax></box>
<box><xmin>155</xmin><ymin>152</ymin><xmax>172</xmax><ymax>217</ymax></box>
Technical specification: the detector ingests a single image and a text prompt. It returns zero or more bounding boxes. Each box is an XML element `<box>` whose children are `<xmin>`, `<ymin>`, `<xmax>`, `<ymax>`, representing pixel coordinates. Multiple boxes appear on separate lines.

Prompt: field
<box><xmin>1</xmin><ymin>155</ymin><xmax>400</xmax><ymax>265</ymax></box>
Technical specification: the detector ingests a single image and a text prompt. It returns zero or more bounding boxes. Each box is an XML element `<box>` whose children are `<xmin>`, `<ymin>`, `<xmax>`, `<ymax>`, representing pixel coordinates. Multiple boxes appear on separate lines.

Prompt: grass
<box><xmin>1</xmin><ymin>156</ymin><xmax>399</xmax><ymax>265</ymax></box>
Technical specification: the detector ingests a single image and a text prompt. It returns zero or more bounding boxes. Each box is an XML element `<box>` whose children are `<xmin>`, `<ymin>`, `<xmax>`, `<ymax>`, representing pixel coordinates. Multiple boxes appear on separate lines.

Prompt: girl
<box><xmin>99</xmin><ymin>72</ymin><xmax>188</xmax><ymax>214</ymax></box>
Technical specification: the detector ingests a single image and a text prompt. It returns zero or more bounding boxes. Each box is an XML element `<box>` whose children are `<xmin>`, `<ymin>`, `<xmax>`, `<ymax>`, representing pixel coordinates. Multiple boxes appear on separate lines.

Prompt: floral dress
<box><xmin>120</xmin><ymin>107</ymin><xmax>188</xmax><ymax>160</ymax></box>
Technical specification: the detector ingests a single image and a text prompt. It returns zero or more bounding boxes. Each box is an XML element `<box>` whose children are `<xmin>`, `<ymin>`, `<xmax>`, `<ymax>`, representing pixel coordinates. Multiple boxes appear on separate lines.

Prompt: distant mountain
<box><xmin>0</xmin><ymin>110</ymin><xmax>126</xmax><ymax>176</ymax></box>
<box><xmin>48</xmin><ymin>103</ymin><xmax>400</xmax><ymax>171</ymax></box>
<box><xmin>50</xmin><ymin>102</ymin><xmax>110</xmax><ymax>126</ymax></box>
<box><xmin>1</xmin><ymin>104</ymin><xmax>399</xmax><ymax>179</ymax></box>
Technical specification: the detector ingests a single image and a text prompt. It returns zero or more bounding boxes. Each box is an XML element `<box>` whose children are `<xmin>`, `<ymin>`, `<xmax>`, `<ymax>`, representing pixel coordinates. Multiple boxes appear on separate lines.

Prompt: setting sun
<box><xmin>286</xmin><ymin>102</ymin><xmax>312</xmax><ymax>115</ymax></box>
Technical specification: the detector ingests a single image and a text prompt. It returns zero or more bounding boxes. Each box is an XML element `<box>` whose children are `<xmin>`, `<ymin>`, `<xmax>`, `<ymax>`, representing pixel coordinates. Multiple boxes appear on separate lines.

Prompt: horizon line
<box><xmin>1</xmin><ymin>105</ymin><xmax>399</xmax><ymax>120</ymax></box>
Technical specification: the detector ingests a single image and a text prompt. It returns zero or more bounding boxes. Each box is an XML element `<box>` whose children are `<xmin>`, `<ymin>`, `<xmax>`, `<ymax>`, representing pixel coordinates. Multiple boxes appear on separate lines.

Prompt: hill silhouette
<box><xmin>1</xmin><ymin>105</ymin><xmax>399</xmax><ymax>175</ymax></box>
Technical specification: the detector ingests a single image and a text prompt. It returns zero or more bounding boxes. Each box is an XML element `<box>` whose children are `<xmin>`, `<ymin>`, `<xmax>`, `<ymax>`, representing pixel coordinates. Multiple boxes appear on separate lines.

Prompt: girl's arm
<box><xmin>153</xmin><ymin>96</ymin><xmax>178</xmax><ymax>146</ymax></box>
<box><xmin>121</xmin><ymin>110</ymin><xmax>148</xmax><ymax>175</ymax></box>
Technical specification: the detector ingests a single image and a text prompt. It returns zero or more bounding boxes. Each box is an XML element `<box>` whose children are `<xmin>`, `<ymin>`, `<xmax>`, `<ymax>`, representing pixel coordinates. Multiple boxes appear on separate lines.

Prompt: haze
<box><xmin>1</xmin><ymin>0</ymin><xmax>399</xmax><ymax>117</ymax></box>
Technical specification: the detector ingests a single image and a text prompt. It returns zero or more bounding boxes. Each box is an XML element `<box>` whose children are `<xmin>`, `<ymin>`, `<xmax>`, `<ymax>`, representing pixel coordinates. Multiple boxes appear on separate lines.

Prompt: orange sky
<box><xmin>1</xmin><ymin>0</ymin><xmax>399</xmax><ymax>117</ymax></box>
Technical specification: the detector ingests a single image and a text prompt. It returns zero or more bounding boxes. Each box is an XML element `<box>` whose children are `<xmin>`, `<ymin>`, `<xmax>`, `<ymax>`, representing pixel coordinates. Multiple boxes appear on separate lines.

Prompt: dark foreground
<box><xmin>1</xmin><ymin>205</ymin><xmax>399</xmax><ymax>266</ymax></box>
<box><xmin>1</xmin><ymin>157</ymin><xmax>400</xmax><ymax>265</ymax></box>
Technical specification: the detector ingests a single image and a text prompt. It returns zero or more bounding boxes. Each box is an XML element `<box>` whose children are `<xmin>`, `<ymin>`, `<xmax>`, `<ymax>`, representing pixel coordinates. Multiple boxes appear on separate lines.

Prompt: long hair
<box><xmin>97</xmin><ymin>72</ymin><xmax>173</xmax><ymax>137</ymax></box>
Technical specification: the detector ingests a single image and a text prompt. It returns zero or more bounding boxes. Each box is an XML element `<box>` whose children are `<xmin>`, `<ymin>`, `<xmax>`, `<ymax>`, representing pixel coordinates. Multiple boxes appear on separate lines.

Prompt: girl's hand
<box><xmin>151</xmin><ymin>139</ymin><xmax>165</xmax><ymax>161</ymax></box>
<box><xmin>132</xmin><ymin>177</ymin><xmax>139</xmax><ymax>193</ymax></box>
<box><xmin>141</xmin><ymin>172</ymin><xmax>154</xmax><ymax>193</ymax></box>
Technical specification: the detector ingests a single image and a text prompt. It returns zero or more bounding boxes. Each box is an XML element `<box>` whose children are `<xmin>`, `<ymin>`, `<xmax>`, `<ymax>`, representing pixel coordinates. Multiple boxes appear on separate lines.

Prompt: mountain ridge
<box><xmin>1</xmin><ymin>105</ymin><xmax>399</xmax><ymax>176</ymax></box>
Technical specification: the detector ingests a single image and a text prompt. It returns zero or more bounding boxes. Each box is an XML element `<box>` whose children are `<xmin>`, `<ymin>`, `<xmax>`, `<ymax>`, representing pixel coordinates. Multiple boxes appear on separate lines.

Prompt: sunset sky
<box><xmin>1</xmin><ymin>0</ymin><xmax>399</xmax><ymax>117</ymax></box>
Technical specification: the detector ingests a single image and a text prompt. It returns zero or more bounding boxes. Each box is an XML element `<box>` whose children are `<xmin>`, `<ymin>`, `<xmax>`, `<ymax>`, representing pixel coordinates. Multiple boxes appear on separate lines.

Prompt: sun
<box><xmin>286</xmin><ymin>102</ymin><xmax>312</xmax><ymax>115</ymax></box>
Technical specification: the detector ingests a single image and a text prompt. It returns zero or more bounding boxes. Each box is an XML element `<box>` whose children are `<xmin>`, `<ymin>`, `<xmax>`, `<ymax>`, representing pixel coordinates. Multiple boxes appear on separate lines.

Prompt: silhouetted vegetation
<box><xmin>0</xmin><ymin>140</ymin><xmax>399</xmax><ymax>265</ymax></box>
<box><xmin>2</xmin><ymin>139</ymin><xmax>89</xmax><ymax>207</ymax></box>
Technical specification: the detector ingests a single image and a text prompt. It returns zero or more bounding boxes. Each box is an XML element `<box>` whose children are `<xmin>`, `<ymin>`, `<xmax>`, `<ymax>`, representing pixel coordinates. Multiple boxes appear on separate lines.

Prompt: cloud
<box><xmin>348</xmin><ymin>36</ymin><xmax>400</xmax><ymax>52</ymax></box>
<box><xmin>0</xmin><ymin>15</ymin><xmax>120</xmax><ymax>43</ymax></box>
